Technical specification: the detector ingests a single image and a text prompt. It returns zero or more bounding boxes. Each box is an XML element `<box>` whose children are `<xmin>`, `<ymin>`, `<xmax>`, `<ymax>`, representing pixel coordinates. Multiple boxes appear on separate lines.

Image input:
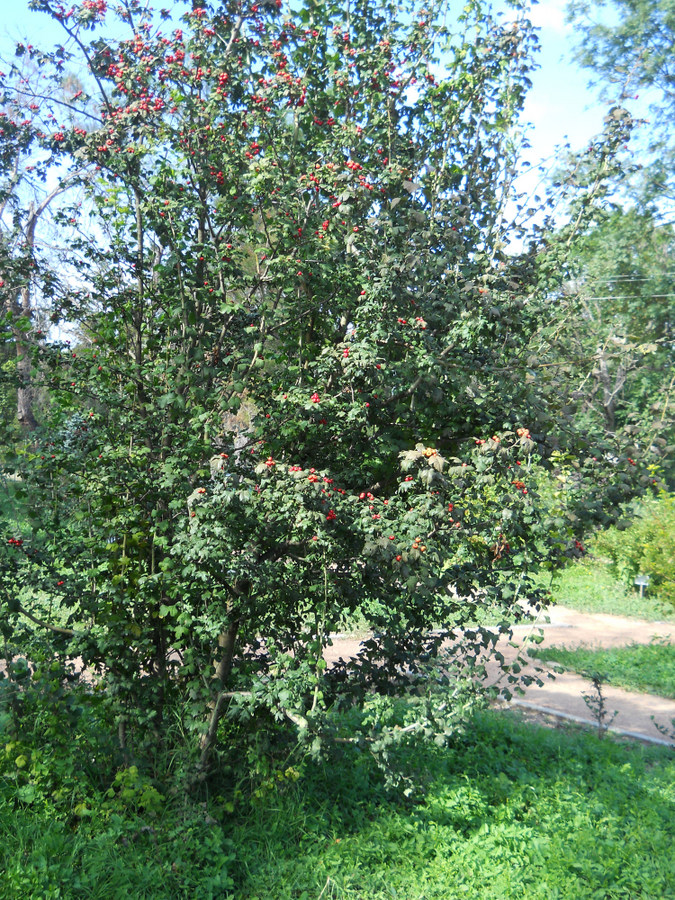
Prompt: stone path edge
<box><xmin>509</xmin><ymin>700</ymin><xmax>675</xmax><ymax>747</ymax></box>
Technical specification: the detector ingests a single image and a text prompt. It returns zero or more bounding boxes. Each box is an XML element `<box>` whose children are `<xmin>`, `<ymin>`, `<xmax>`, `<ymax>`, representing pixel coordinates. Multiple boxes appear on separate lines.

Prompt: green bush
<box><xmin>594</xmin><ymin>493</ymin><xmax>675</xmax><ymax>606</ymax></box>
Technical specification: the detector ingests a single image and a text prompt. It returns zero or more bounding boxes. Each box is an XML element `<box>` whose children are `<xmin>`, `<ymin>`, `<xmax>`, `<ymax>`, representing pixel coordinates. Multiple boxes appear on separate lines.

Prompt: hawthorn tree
<box><xmin>0</xmin><ymin>0</ymin><xmax>646</xmax><ymax>777</ymax></box>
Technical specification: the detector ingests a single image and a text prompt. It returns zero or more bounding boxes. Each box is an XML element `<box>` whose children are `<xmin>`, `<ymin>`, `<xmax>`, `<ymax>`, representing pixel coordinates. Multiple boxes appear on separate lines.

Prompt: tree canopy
<box><xmin>0</xmin><ymin>0</ymin><xmax>658</xmax><ymax>781</ymax></box>
<box><xmin>568</xmin><ymin>0</ymin><xmax>675</xmax><ymax>113</ymax></box>
<box><xmin>568</xmin><ymin>0</ymin><xmax>675</xmax><ymax>207</ymax></box>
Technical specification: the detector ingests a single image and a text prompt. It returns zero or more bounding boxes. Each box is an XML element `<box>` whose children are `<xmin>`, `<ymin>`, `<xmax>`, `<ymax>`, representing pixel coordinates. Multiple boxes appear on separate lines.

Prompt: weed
<box><xmin>581</xmin><ymin>674</ymin><xmax>619</xmax><ymax>738</ymax></box>
<box><xmin>652</xmin><ymin>716</ymin><xmax>675</xmax><ymax>742</ymax></box>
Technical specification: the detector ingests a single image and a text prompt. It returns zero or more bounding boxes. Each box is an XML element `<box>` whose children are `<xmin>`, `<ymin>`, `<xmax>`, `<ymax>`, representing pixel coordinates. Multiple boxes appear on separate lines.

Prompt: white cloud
<box><xmin>528</xmin><ymin>0</ymin><xmax>570</xmax><ymax>33</ymax></box>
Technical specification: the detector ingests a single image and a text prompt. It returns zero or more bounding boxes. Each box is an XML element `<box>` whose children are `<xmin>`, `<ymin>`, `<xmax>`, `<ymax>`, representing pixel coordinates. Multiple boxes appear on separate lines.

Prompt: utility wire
<box><xmin>583</xmin><ymin>274</ymin><xmax>675</xmax><ymax>284</ymax></box>
<box><xmin>581</xmin><ymin>275</ymin><xmax>675</xmax><ymax>284</ymax></box>
<box><xmin>580</xmin><ymin>292</ymin><xmax>675</xmax><ymax>300</ymax></box>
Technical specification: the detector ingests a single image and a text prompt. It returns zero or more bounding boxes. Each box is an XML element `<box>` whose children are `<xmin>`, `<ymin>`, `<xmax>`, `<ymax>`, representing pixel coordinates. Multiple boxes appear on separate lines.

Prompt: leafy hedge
<box><xmin>594</xmin><ymin>493</ymin><xmax>675</xmax><ymax>607</ymax></box>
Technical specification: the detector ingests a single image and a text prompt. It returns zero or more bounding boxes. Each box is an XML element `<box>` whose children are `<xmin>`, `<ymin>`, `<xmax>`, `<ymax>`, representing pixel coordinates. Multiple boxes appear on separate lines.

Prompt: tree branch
<box><xmin>16</xmin><ymin>603</ymin><xmax>78</xmax><ymax>637</ymax></box>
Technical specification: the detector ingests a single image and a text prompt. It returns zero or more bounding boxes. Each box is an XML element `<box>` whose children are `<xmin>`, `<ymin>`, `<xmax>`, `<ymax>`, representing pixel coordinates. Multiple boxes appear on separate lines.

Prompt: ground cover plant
<box><xmin>533</xmin><ymin>640</ymin><xmax>675</xmax><ymax>699</ymax></box>
<box><xmin>0</xmin><ymin>709</ymin><xmax>673</xmax><ymax>899</ymax></box>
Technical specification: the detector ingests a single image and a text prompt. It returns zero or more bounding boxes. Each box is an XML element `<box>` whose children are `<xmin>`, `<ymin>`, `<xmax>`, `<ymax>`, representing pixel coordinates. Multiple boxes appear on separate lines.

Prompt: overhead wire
<box><xmin>579</xmin><ymin>292</ymin><xmax>675</xmax><ymax>300</ymax></box>
<box><xmin>580</xmin><ymin>273</ymin><xmax>675</xmax><ymax>284</ymax></box>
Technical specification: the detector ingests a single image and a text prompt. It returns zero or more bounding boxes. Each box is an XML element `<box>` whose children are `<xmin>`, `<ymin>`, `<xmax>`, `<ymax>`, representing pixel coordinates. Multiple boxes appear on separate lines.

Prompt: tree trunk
<box><xmin>6</xmin><ymin>284</ymin><xmax>37</xmax><ymax>431</ymax></box>
<box><xmin>15</xmin><ymin>286</ymin><xmax>37</xmax><ymax>430</ymax></box>
<box><xmin>3</xmin><ymin>186</ymin><xmax>74</xmax><ymax>431</ymax></box>
<box><xmin>196</xmin><ymin>614</ymin><xmax>240</xmax><ymax>775</ymax></box>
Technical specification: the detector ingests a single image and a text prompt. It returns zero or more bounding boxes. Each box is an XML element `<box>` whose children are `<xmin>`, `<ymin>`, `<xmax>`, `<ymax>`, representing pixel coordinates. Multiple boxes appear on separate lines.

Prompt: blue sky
<box><xmin>524</xmin><ymin>0</ymin><xmax>606</xmax><ymax>160</ymax></box>
<box><xmin>523</xmin><ymin>0</ymin><xmax>655</xmax><ymax>166</ymax></box>
<box><xmin>0</xmin><ymin>0</ymin><xmax>629</xmax><ymax>170</ymax></box>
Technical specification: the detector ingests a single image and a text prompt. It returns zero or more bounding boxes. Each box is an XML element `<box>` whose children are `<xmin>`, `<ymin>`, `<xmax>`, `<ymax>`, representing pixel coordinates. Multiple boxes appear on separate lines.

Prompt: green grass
<box><xmin>543</xmin><ymin>557</ymin><xmax>675</xmax><ymax>621</ymax></box>
<box><xmin>1</xmin><ymin>711</ymin><xmax>674</xmax><ymax>899</ymax></box>
<box><xmin>532</xmin><ymin>640</ymin><xmax>675</xmax><ymax>699</ymax></box>
<box><xmin>226</xmin><ymin>711</ymin><xmax>675</xmax><ymax>899</ymax></box>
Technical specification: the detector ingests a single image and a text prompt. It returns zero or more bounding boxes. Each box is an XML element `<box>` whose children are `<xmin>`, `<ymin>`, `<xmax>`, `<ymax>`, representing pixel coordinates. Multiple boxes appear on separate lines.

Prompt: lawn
<box><xmin>532</xmin><ymin>640</ymin><xmax>675</xmax><ymax>699</ymax></box>
<box><xmin>542</xmin><ymin>557</ymin><xmax>675</xmax><ymax>622</ymax></box>
<box><xmin>1</xmin><ymin>711</ymin><xmax>673</xmax><ymax>899</ymax></box>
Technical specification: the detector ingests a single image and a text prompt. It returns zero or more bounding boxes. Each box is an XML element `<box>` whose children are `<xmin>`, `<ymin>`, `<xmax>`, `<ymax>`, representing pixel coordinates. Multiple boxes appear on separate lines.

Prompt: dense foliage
<box><xmin>594</xmin><ymin>492</ymin><xmax>675</xmax><ymax>606</ymax></box>
<box><xmin>0</xmin><ymin>0</ymin><xmax>659</xmax><ymax>787</ymax></box>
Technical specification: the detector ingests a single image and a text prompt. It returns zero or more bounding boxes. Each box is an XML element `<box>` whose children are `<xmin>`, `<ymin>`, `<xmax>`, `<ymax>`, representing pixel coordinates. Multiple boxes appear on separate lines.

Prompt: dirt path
<box><xmin>325</xmin><ymin>605</ymin><xmax>675</xmax><ymax>746</ymax></box>
<box><xmin>505</xmin><ymin>606</ymin><xmax>675</xmax><ymax>744</ymax></box>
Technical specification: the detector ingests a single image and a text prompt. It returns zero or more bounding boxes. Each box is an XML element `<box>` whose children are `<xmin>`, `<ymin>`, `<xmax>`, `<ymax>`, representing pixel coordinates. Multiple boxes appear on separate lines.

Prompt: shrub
<box><xmin>594</xmin><ymin>493</ymin><xmax>675</xmax><ymax>606</ymax></box>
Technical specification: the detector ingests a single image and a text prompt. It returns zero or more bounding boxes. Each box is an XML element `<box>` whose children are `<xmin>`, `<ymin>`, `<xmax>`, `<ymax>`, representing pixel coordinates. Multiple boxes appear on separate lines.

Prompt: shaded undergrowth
<box><xmin>1</xmin><ymin>708</ymin><xmax>673</xmax><ymax>899</ymax></box>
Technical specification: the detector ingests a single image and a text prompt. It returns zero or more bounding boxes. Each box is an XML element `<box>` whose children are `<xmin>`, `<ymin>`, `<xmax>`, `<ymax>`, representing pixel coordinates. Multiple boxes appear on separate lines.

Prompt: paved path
<box><xmin>325</xmin><ymin>605</ymin><xmax>675</xmax><ymax>746</ymax></box>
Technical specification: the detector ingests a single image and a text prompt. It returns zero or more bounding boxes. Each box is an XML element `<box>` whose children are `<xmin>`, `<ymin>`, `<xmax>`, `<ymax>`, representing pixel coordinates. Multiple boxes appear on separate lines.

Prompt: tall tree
<box><xmin>568</xmin><ymin>0</ymin><xmax>675</xmax><ymax>106</ymax></box>
<box><xmin>568</xmin><ymin>0</ymin><xmax>675</xmax><ymax>205</ymax></box>
<box><xmin>0</xmin><ymin>57</ymin><xmax>78</xmax><ymax>432</ymax></box>
<box><xmin>0</xmin><ymin>0</ymin><xmax>644</xmax><ymax>777</ymax></box>
<box><xmin>564</xmin><ymin>207</ymin><xmax>674</xmax><ymax>440</ymax></box>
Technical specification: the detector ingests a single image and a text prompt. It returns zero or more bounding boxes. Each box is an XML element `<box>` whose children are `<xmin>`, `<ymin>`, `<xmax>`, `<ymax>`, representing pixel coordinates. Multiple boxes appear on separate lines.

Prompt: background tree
<box><xmin>560</xmin><ymin>207</ymin><xmax>674</xmax><ymax>449</ymax></box>
<box><xmin>567</xmin><ymin>0</ymin><xmax>675</xmax><ymax>207</ymax></box>
<box><xmin>562</xmin><ymin>0</ymin><xmax>675</xmax><ymax>485</ymax></box>
<box><xmin>0</xmin><ymin>54</ymin><xmax>81</xmax><ymax>435</ymax></box>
